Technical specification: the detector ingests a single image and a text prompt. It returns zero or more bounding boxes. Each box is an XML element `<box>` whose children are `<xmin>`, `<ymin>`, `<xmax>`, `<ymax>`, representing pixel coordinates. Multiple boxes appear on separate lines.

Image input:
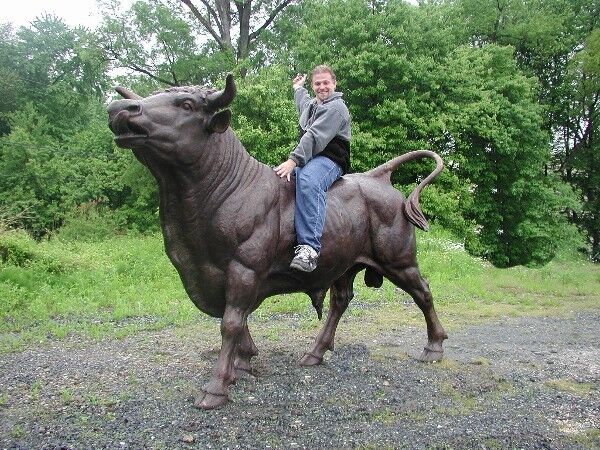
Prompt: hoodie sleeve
<box><xmin>289</xmin><ymin>103</ymin><xmax>345</xmax><ymax>167</ymax></box>
<box><xmin>294</xmin><ymin>87</ymin><xmax>311</xmax><ymax>115</ymax></box>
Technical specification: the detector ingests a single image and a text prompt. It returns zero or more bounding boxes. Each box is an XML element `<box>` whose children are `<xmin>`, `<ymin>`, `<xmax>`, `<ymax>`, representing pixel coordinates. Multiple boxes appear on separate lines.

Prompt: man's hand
<box><xmin>274</xmin><ymin>159</ymin><xmax>297</xmax><ymax>181</ymax></box>
<box><xmin>292</xmin><ymin>73</ymin><xmax>307</xmax><ymax>90</ymax></box>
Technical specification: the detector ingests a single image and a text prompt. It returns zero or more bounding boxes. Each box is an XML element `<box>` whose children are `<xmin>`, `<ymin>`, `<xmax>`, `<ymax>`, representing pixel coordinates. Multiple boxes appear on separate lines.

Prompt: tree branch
<box><xmin>198</xmin><ymin>0</ymin><xmax>224</xmax><ymax>35</ymax></box>
<box><xmin>180</xmin><ymin>0</ymin><xmax>228</xmax><ymax>50</ymax></box>
<box><xmin>125</xmin><ymin>62</ymin><xmax>179</xmax><ymax>86</ymax></box>
<box><xmin>157</xmin><ymin>36</ymin><xmax>180</xmax><ymax>85</ymax></box>
<box><xmin>249</xmin><ymin>0</ymin><xmax>295</xmax><ymax>41</ymax></box>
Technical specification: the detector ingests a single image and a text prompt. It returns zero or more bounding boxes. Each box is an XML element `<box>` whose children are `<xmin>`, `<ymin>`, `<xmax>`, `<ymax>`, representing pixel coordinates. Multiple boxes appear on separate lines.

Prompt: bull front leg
<box><xmin>195</xmin><ymin>262</ymin><xmax>258</xmax><ymax>409</ymax></box>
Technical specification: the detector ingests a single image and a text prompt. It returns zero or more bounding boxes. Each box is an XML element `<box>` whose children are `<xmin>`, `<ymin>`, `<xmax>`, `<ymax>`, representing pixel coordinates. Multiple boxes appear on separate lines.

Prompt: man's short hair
<box><xmin>312</xmin><ymin>65</ymin><xmax>336</xmax><ymax>81</ymax></box>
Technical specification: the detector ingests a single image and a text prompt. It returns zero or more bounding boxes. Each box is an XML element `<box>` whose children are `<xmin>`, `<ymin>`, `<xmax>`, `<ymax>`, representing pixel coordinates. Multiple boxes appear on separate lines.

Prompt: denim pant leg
<box><xmin>294</xmin><ymin>156</ymin><xmax>343</xmax><ymax>253</ymax></box>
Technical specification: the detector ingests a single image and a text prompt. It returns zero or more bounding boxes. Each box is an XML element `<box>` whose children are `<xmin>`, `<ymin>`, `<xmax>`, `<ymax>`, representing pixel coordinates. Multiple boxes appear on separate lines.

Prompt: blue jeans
<box><xmin>294</xmin><ymin>156</ymin><xmax>343</xmax><ymax>253</ymax></box>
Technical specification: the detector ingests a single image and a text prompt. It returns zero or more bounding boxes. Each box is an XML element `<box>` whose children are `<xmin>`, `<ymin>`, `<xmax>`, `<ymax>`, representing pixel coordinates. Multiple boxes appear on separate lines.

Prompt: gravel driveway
<box><xmin>1</xmin><ymin>305</ymin><xmax>599</xmax><ymax>449</ymax></box>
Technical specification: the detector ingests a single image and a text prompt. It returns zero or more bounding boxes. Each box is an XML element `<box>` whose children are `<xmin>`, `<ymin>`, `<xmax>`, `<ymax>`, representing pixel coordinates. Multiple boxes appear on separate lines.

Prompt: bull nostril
<box><xmin>126</xmin><ymin>103</ymin><xmax>142</xmax><ymax>113</ymax></box>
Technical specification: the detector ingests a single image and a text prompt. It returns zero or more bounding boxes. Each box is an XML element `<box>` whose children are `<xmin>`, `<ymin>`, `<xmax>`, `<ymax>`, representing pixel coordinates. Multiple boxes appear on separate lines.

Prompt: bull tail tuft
<box><xmin>366</xmin><ymin>150</ymin><xmax>444</xmax><ymax>231</ymax></box>
<box><xmin>404</xmin><ymin>192</ymin><xmax>429</xmax><ymax>231</ymax></box>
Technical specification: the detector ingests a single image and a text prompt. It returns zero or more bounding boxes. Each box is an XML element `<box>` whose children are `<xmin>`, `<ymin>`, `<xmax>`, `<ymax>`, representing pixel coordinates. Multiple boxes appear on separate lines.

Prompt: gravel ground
<box><xmin>1</xmin><ymin>306</ymin><xmax>599</xmax><ymax>449</ymax></box>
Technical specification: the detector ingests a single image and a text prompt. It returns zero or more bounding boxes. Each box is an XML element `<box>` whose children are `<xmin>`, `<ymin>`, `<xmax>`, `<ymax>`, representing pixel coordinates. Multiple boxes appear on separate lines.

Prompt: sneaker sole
<box><xmin>289</xmin><ymin>261</ymin><xmax>317</xmax><ymax>272</ymax></box>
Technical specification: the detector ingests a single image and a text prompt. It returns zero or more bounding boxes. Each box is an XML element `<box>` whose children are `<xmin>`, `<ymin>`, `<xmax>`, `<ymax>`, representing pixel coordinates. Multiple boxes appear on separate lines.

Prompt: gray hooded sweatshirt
<box><xmin>289</xmin><ymin>87</ymin><xmax>351</xmax><ymax>169</ymax></box>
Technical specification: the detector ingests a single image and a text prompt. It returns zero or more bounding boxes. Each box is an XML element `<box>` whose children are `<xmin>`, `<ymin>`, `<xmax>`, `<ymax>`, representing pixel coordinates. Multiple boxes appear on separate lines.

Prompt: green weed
<box><xmin>371</xmin><ymin>407</ymin><xmax>397</xmax><ymax>424</ymax></box>
<box><xmin>30</xmin><ymin>380</ymin><xmax>42</xmax><ymax>398</ymax></box>
<box><xmin>545</xmin><ymin>379</ymin><xmax>594</xmax><ymax>396</ymax></box>
<box><xmin>60</xmin><ymin>388</ymin><xmax>74</xmax><ymax>404</ymax></box>
<box><xmin>10</xmin><ymin>424</ymin><xmax>25</xmax><ymax>439</ymax></box>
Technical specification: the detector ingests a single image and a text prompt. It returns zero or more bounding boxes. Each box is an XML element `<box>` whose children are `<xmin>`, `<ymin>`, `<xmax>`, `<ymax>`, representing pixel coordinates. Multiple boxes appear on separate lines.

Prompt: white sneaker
<box><xmin>290</xmin><ymin>245</ymin><xmax>319</xmax><ymax>272</ymax></box>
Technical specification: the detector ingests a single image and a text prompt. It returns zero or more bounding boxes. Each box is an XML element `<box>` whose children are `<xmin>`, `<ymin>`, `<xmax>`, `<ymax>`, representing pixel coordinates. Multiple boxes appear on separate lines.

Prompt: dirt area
<box><xmin>1</xmin><ymin>304</ymin><xmax>599</xmax><ymax>449</ymax></box>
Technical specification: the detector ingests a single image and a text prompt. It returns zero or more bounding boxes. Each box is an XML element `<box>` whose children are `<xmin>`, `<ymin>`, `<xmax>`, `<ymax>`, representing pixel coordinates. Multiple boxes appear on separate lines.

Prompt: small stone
<box><xmin>383</xmin><ymin>380</ymin><xmax>390</xmax><ymax>386</ymax></box>
<box><xmin>182</xmin><ymin>434</ymin><xmax>195</xmax><ymax>443</ymax></box>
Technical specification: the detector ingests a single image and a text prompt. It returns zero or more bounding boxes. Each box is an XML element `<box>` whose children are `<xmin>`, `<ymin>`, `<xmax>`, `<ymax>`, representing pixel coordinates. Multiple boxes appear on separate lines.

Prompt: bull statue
<box><xmin>107</xmin><ymin>74</ymin><xmax>448</xmax><ymax>409</ymax></box>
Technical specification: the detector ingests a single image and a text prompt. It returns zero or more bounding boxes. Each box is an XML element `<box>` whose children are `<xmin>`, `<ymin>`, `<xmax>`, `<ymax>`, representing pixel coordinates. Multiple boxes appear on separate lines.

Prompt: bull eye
<box><xmin>181</xmin><ymin>101</ymin><xmax>194</xmax><ymax>111</ymax></box>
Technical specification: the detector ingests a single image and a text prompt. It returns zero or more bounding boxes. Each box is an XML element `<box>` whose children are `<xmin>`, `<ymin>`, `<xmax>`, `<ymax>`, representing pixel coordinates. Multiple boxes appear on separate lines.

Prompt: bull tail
<box><xmin>366</xmin><ymin>150</ymin><xmax>444</xmax><ymax>231</ymax></box>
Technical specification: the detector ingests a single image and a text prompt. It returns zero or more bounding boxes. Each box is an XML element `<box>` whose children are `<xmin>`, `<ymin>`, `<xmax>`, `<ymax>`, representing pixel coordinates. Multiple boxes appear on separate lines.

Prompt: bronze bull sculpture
<box><xmin>107</xmin><ymin>74</ymin><xmax>447</xmax><ymax>409</ymax></box>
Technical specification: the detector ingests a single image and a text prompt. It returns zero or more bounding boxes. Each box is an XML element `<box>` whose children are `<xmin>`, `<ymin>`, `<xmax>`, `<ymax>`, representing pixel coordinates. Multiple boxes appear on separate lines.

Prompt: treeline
<box><xmin>0</xmin><ymin>0</ymin><xmax>598</xmax><ymax>267</ymax></box>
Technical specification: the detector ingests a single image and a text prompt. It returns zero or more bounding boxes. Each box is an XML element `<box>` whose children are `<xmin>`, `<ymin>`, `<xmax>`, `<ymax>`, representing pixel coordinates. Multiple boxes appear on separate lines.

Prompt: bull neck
<box><xmin>182</xmin><ymin>129</ymin><xmax>268</xmax><ymax>207</ymax></box>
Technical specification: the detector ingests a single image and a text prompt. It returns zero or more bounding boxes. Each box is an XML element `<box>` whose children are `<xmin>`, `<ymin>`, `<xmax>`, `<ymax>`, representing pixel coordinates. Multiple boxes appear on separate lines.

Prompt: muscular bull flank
<box><xmin>107</xmin><ymin>74</ymin><xmax>448</xmax><ymax>409</ymax></box>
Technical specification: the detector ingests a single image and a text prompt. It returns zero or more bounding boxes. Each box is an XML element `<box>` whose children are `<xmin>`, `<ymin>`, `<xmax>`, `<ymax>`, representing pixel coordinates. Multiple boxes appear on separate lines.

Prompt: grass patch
<box><xmin>370</xmin><ymin>407</ymin><xmax>397</xmax><ymax>425</ymax></box>
<box><xmin>1</xmin><ymin>226</ymin><xmax>599</xmax><ymax>352</ymax></box>
<box><xmin>545</xmin><ymin>379</ymin><xmax>595</xmax><ymax>396</ymax></box>
<box><xmin>571</xmin><ymin>428</ymin><xmax>600</xmax><ymax>447</ymax></box>
<box><xmin>437</xmin><ymin>381</ymin><xmax>483</xmax><ymax>415</ymax></box>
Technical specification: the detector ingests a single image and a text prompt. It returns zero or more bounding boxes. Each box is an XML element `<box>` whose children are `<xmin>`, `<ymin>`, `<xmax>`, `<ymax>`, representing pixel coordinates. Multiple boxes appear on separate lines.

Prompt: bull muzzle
<box><xmin>107</xmin><ymin>99</ymin><xmax>148</xmax><ymax>145</ymax></box>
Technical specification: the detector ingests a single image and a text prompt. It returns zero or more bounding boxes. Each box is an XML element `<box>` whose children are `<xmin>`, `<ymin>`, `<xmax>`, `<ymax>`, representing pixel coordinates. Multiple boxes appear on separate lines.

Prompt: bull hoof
<box><xmin>417</xmin><ymin>347</ymin><xmax>443</xmax><ymax>363</ymax></box>
<box><xmin>194</xmin><ymin>391</ymin><xmax>228</xmax><ymax>410</ymax></box>
<box><xmin>299</xmin><ymin>352</ymin><xmax>324</xmax><ymax>366</ymax></box>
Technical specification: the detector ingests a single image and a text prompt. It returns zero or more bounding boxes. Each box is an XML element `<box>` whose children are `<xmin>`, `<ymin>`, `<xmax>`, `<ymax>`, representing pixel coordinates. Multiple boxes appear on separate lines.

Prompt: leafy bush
<box><xmin>0</xmin><ymin>228</ymin><xmax>68</xmax><ymax>274</ymax></box>
<box><xmin>0</xmin><ymin>229</ymin><xmax>36</xmax><ymax>266</ymax></box>
<box><xmin>55</xmin><ymin>202</ymin><xmax>126</xmax><ymax>243</ymax></box>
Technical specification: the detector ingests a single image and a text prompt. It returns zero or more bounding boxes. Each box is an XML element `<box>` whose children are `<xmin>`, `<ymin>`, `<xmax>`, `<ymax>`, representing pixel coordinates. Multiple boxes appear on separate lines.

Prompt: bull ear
<box><xmin>207</xmin><ymin>109</ymin><xmax>231</xmax><ymax>133</ymax></box>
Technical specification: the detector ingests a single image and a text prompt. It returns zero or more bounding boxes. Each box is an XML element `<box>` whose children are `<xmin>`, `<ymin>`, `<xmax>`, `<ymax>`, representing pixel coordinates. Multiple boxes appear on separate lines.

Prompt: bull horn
<box><xmin>115</xmin><ymin>86</ymin><xmax>142</xmax><ymax>100</ymax></box>
<box><xmin>206</xmin><ymin>73</ymin><xmax>236</xmax><ymax>111</ymax></box>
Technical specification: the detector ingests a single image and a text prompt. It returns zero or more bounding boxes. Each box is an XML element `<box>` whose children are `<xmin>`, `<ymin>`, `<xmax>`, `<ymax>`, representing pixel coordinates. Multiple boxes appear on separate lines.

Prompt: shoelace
<box><xmin>294</xmin><ymin>246</ymin><xmax>312</xmax><ymax>259</ymax></box>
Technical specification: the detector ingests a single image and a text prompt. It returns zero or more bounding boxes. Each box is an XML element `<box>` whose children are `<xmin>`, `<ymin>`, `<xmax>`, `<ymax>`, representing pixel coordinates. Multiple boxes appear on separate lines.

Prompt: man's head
<box><xmin>311</xmin><ymin>65</ymin><xmax>337</xmax><ymax>103</ymax></box>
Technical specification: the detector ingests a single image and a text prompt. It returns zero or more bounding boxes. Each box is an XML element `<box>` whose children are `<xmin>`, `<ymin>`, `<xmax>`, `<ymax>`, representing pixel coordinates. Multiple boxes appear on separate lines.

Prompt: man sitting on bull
<box><xmin>274</xmin><ymin>65</ymin><xmax>351</xmax><ymax>272</ymax></box>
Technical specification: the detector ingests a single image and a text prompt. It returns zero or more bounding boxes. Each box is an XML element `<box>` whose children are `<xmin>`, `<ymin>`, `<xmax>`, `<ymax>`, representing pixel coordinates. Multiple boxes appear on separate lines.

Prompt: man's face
<box><xmin>312</xmin><ymin>72</ymin><xmax>336</xmax><ymax>103</ymax></box>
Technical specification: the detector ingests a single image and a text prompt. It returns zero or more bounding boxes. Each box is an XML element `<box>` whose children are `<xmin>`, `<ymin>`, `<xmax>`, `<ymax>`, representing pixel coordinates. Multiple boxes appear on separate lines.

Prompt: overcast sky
<box><xmin>2</xmin><ymin>0</ymin><xmax>116</xmax><ymax>29</ymax></box>
<box><xmin>2</xmin><ymin>0</ymin><xmax>419</xmax><ymax>30</ymax></box>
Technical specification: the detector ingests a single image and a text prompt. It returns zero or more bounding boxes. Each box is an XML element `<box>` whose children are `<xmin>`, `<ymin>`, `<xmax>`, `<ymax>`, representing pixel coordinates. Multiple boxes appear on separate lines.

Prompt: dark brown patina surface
<box><xmin>107</xmin><ymin>75</ymin><xmax>447</xmax><ymax>409</ymax></box>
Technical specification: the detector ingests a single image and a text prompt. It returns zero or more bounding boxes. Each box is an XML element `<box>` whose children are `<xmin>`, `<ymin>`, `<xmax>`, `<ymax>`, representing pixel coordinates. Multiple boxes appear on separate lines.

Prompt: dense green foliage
<box><xmin>0</xmin><ymin>0</ymin><xmax>597</xmax><ymax>266</ymax></box>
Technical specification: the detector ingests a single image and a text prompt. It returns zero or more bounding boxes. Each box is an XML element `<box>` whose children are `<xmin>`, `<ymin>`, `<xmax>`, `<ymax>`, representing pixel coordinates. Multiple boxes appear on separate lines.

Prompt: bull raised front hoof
<box><xmin>194</xmin><ymin>391</ymin><xmax>229</xmax><ymax>410</ymax></box>
<box><xmin>417</xmin><ymin>347</ymin><xmax>444</xmax><ymax>363</ymax></box>
<box><xmin>299</xmin><ymin>352</ymin><xmax>324</xmax><ymax>366</ymax></box>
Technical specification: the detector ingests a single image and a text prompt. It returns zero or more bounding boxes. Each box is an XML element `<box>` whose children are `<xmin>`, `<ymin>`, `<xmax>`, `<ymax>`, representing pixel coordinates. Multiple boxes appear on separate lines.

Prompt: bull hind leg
<box><xmin>233</xmin><ymin>323</ymin><xmax>258</xmax><ymax>378</ymax></box>
<box><xmin>384</xmin><ymin>266</ymin><xmax>447</xmax><ymax>362</ymax></box>
<box><xmin>299</xmin><ymin>268</ymin><xmax>360</xmax><ymax>366</ymax></box>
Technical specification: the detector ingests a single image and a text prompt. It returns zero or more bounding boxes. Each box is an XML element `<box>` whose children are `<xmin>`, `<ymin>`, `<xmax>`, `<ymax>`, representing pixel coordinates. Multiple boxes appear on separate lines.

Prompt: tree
<box><xmin>0</xmin><ymin>16</ymin><xmax>109</xmax><ymax>138</ymax></box>
<box><xmin>99</xmin><ymin>0</ymin><xmax>297</xmax><ymax>83</ymax></box>
<box><xmin>0</xmin><ymin>18</ymin><xmax>153</xmax><ymax>236</ymax></box>
<box><xmin>100</xmin><ymin>0</ymin><xmax>212</xmax><ymax>86</ymax></box>
<box><xmin>179</xmin><ymin>0</ymin><xmax>296</xmax><ymax>61</ymax></box>
<box><xmin>231</xmin><ymin>65</ymin><xmax>298</xmax><ymax>166</ymax></box>
<box><xmin>557</xmin><ymin>29</ymin><xmax>600</xmax><ymax>260</ymax></box>
<box><xmin>452</xmin><ymin>0</ymin><xmax>599</xmax><ymax>260</ymax></box>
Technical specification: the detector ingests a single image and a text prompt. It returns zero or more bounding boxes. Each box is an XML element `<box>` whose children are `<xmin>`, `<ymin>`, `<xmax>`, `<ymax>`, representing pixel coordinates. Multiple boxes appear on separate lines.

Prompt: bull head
<box><xmin>107</xmin><ymin>74</ymin><xmax>237</xmax><ymax>163</ymax></box>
